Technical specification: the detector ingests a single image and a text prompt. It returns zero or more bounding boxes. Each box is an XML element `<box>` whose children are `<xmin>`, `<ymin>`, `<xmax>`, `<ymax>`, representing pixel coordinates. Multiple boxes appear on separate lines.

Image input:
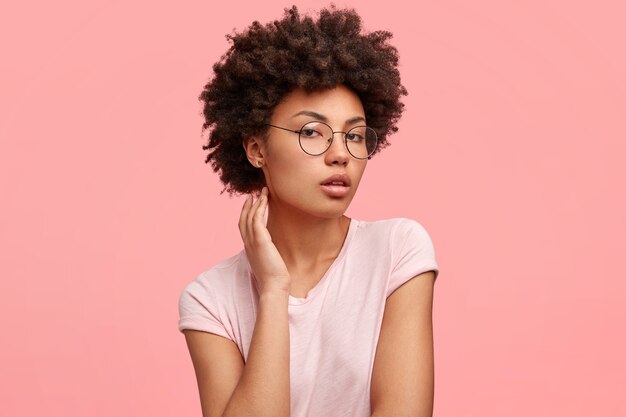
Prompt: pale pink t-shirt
<box><xmin>178</xmin><ymin>217</ymin><xmax>439</xmax><ymax>417</ymax></box>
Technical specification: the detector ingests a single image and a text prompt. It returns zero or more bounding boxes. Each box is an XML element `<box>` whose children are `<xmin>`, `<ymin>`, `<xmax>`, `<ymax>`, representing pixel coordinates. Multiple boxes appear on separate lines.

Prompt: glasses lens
<box><xmin>346</xmin><ymin>126</ymin><xmax>378</xmax><ymax>159</ymax></box>
<box><xmin>299</xmin><ymin>121</ymin><xmax>333</xmax><ymax>155</ymax></box>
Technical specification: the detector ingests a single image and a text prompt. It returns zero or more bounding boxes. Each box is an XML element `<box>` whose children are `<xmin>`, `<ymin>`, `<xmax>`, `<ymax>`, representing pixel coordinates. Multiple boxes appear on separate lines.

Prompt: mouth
<box><xmin>320</xmin><ymin>174</ymin><xmax>351</xmax><ymax>187</ymax></box>
<box><xmin>320</xmin><ymin>174</ymin><xmax>351</xmax><ymax>197</ymax></box>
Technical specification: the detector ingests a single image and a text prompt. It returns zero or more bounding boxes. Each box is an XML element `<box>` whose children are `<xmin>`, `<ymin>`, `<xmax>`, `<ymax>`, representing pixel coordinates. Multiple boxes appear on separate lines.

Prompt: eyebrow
<box><xmin>291</xmin><ymin>110</ymin><xmax>366</xmax><ymax>125</ymax></box>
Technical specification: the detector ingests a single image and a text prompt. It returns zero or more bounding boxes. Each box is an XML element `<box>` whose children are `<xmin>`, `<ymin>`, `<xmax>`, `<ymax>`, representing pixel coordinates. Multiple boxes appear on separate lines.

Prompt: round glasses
<box><xmin>265</xmin><ymin>121</ymin><xmax>378</xmax><ymax>160</ymax></box>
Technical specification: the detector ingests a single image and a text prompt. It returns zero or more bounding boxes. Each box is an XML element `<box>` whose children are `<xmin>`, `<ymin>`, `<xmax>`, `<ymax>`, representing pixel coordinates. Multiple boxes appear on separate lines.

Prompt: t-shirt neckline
<box><xmin>287</xmin><ymin>217</ymin><xmax>358</xmax><ymax>306</ymax></box>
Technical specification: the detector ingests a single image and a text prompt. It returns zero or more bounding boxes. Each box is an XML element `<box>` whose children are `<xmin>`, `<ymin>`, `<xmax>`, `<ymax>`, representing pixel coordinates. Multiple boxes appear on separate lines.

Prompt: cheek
<box><xmin>265</xmin><ymin>136</ymin><xmax>302</xmax><ymax>164</ymax></box>
<box><xmin>351</xmin><ymin>162</ymin><xmax>367</xmax><ymax>186</ymax></box>
<box><xmin>264</xmin><ymin>144</ymin><xmax>310</xmax><ymax>188</ymax></box>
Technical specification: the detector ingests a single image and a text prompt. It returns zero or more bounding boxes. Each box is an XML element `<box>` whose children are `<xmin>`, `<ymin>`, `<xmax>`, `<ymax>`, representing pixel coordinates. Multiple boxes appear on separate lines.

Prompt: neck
<box><xmin>265</xmin><ymin>201</ymin><xmax>351</xmax><ymax>272</ymax></box>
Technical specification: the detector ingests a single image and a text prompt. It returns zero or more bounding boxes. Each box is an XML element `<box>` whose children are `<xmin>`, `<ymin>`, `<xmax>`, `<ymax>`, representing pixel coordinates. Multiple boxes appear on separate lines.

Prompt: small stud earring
<box><xmin>257</xmin><ymin>160</ymin><xmax>263</xmax><ymax>167</ymax></box>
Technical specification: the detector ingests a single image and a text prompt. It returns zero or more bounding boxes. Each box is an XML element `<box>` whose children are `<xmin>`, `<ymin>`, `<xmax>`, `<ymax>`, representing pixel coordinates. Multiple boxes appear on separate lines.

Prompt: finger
<box><xmin>239</xmin><ymin>195</ymin><xmax>249</xmax><ymax>242</ymax></box>
<box><xmin>260</xmin><ymin>188</ymin><xmax>269</xmax><ymax>224</ymax></box>
<box><xmin>252</xmin><ymin>194</ymin><xmax>271</xmax><ymax>245</ymax></box>
<box><xmin>260</xmin><ymin>186</ymin><xmax>269</xmax><ymax>215</ymax></box>
<box><xmin>246</xmin><ymin>191</ymin><xmax>263</xmax><ymax>238</ymax></box>
<box><xmin>252</xmin><ymin>191</ymin><xmax>267</xmax><ymax>233</ymax></box>
<box><xmin>239</xmin><ymin>194</ymin><xmax>252</xmax><ymax>239</ymax></box>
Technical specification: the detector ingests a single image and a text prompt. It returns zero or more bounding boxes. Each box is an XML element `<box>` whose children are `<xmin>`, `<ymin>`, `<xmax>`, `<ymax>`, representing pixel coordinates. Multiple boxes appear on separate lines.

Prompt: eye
<box><xmin>300</xmin><ymin>128</ymin><xmax>323</xmax><ymax>138</ymax></box>
<box><xmin>346</xmin><ymin>132</ymin><xmax>364</xmax><ymax>142</ymax></box>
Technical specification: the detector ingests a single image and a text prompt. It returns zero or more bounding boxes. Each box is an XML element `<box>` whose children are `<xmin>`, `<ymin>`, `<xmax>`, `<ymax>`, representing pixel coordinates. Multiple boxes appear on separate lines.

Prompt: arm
<box><xmin>222</xmin><ymin>289</ymin><xmax>291</xmax><ymax>417</ymax></box>
<box><xmin>184</xmin><ymin>187</ymin><xmax>291</xmax><ymax>417</ymax></box>
<box><xmin>222</xmin><ymin>187</ymin><xmax>291</xmax><ymax>416</ymax></box>
<box><xmin>370</xmin><ymin>270</ymin><xmax>436</xmax><ymax>417</ymax></box>
<box><xmin>183</xmin><ymin>329</ymin><xmax>243</xmax><ymax>417</ymax></box>
<box><xmin>183</xmin><ymin>289</ymin><xmax>291</xmax><ymax>417</ymax></box>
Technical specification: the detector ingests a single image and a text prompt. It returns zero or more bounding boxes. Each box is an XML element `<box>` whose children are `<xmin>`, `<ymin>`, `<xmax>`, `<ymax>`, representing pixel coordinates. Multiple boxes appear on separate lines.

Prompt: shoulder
<box><xmin>354</xmin><ymin>216</ymin><xmax>429</xmax><ymax>242</ymax></box>
<box><xmin>179</xmin><ymin>250</ymin><xmax>246</xmax><ymax>302</ymax></box>
<box><xmin>354</xmin><ymin>217</ymin><xmax>436</xmax><ymax>268</ymax></box>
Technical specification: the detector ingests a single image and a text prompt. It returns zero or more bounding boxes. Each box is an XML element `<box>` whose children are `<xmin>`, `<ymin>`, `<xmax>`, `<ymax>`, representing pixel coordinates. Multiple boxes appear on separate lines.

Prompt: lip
<box><xmin>320</xmin><ymin>173</ymin><xmax>351</xmax><ymax>198</ymax></box>
<box><xmin>320</xmin><ymin>183</ymin><xmax>351</xmax><ymax>197</ymax></box>
<box><xmin>320</xmin><ymin>173</ymin><xmax>351</xmax><ymax>187</ymax></box>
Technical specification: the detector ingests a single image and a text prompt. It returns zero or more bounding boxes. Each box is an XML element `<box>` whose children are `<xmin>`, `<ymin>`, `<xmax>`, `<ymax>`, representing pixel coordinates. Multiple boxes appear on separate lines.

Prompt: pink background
<box><xmin>1</xmin><ymin>1</ymin><xmax>625</xmax><ymax>416</ymax></box>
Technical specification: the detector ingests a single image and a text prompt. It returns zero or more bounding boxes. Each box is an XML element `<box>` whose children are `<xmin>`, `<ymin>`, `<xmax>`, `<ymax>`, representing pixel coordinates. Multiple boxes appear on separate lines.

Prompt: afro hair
<box><xmin>199</xmin><ymin>4</ymin><xmax>408</xmax><ymax>195</ymax></box>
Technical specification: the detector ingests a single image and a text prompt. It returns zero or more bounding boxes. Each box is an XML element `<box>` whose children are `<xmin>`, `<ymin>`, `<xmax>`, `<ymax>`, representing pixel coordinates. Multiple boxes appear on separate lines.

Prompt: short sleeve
<box><xmin>178</xmin><ymin>277</ymin><xmax>232</xmax><ymax>340</ymax></box>
<box><xmin>386</xmin><ymin>219</ymin><xmax>440</xmax><ymax>298</ymax></box>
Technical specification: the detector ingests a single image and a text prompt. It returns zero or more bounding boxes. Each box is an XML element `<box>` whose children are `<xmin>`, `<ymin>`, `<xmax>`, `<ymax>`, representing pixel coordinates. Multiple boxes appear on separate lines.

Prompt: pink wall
<box><xmin>1</xmin><ymin>1</ymin><xmax>624</xmax><ymax>416</ymax></box>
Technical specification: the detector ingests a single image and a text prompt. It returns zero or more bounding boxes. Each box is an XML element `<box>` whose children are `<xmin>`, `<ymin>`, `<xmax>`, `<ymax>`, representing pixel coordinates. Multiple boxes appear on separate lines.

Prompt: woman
<box><xmin>178</xmin><ymin>5</ymin><xmax>440</xmax><ymax>417</ymax></box>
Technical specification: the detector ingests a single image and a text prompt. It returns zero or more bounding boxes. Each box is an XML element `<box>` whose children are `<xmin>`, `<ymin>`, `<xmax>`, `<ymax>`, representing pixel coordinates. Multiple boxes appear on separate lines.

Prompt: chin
<box><xmin>271</xmin><ymin>184</ymin><xmax>357</xmax><ymax>218</ymax></box>
<box><xmin>311</xmin><ymin>199</ymin><xmax>354</xmax><ymax>219</ymax></box>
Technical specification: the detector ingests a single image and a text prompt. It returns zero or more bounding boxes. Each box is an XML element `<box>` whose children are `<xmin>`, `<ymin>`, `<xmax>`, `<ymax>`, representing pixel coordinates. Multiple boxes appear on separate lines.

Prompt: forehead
<box><xmin>271</xmin><ymin>84</ymin><xmax>365</xmax><ymax>122</ymax></box>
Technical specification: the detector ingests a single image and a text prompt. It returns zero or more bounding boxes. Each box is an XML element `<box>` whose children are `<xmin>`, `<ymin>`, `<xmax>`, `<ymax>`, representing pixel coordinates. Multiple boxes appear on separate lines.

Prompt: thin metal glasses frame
<box><xmin>264</xmin><ymin>121</ymin><xmax>377</xmax><ymax>160</ymax></box>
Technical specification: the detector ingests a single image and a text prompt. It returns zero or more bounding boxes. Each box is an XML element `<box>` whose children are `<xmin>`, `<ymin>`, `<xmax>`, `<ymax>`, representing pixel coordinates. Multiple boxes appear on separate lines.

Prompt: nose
<box><xmin>324</xmin><ymin>132</ymin><xmax>350</xmax><ymax>166</ymax></box>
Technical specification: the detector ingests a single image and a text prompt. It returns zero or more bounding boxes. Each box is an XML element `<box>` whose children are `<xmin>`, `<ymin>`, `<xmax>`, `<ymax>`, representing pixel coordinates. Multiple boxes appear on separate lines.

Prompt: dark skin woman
<box><xmin>179</xmin><ymin>5</ymin><xmax>438</xmax><ymax>417</ymax></box>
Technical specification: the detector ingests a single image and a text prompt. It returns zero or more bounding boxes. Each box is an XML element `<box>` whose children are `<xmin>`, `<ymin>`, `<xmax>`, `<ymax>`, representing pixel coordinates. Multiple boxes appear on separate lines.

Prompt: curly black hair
<box><xmin>199</xmin><ymin>4</ymin><xmax>408</xmax><ymax>195</ymax></box>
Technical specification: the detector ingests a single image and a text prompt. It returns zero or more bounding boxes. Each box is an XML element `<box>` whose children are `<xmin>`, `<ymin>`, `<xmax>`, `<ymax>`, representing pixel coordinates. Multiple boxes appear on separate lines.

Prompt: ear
<box><xmin>242</xmin><ymin>135</ymin><xmax>266</xmax><ymax>167</ymax></box>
